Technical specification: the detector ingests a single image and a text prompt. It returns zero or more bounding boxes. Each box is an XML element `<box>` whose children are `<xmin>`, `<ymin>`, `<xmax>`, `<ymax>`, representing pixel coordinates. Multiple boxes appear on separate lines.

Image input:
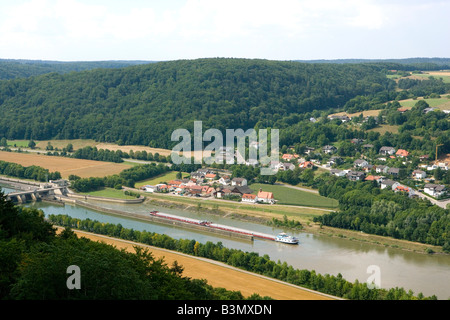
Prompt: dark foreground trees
<box><xmin>0</xmin><ymin>191</ymin><xmax>261</xmax><ymax>300</ymax></box>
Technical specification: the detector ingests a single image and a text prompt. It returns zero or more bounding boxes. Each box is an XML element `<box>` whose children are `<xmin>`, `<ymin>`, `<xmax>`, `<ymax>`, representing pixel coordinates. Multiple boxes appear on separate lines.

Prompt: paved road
<box><xmin>415</xmin><ymin>190</ymin><xmax>450</xmax><ymax>209</ymax></box>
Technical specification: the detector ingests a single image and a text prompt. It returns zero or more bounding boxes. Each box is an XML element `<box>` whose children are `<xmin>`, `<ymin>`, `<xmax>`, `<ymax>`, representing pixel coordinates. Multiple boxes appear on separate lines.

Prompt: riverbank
<box><xmin>137</xmin><ymin>192</ymin><xmax>446</xmax><ymax>255</ymax></box>
<box><xmin>56</xmin><ymin>227</ymin><xmax>337</xmax><ymax>300</ymax></box>
<box><xmin>2</xmin><ymin>176</ymin><xmax>446</xmax><ymax>255</ymax></box>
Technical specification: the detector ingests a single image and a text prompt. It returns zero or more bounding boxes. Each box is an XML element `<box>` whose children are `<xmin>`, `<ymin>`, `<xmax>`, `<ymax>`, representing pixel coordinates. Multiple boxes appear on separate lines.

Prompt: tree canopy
<box><xmin>0</xmin><ymin>58</ymin><xmax>395</xmax><ymax>148</ymax></box>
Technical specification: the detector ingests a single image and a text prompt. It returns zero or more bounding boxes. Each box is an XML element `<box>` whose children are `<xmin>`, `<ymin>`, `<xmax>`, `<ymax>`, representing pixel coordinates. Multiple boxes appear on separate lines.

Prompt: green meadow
<box><xmin>249</xmin><ymin>183</ymin><xmax>338</xmax><ymax>208</ymax></box>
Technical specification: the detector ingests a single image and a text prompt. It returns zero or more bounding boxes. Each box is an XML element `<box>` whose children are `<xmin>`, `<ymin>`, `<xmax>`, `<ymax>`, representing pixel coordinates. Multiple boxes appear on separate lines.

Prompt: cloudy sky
<box><xmin>0</xmin><ymin>0</ymin><xmax>449</xmax><ymax>61</ymax></box>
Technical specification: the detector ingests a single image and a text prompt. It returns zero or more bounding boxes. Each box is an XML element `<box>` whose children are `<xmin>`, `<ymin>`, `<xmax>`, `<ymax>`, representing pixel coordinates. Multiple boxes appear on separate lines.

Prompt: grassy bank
<box><xmin>249</xmin><ymin>183</ymin><xmax>339</xmax><ymax>208</ymax></box>
<box><xmin>78</xmin><ymin>187</ymin><xmax>139</xmax><ymax>200</ymax></box>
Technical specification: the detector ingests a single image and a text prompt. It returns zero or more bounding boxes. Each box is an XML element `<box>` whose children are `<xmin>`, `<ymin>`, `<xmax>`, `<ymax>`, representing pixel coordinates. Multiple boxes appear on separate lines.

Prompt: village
<box><xmin>139</xmin><ymin>136</ymin><xmax>449</xmax><ymax>208</ymax></box>
<box><xmin>140</xmin><ymin>168</ymin><xmax>276</xmax><ymax>204</ymax></box>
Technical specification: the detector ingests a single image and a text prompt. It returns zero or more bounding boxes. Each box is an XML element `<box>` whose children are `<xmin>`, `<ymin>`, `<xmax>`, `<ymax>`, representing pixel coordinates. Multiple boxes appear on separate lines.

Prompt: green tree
<box><xmin>28</xmin><ymin>140</ymin><xmax>36</xmax><ymax>149</ymax></box>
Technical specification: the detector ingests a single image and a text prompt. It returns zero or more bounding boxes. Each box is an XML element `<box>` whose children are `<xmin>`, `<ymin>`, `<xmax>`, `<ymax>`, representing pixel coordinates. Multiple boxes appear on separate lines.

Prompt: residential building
<box><xmin>379</xmin><ymin>146</ymin><xmax>396</xmax><ymax>155</ymax></box>
<box><xmin>424</xmin><ymin>184</ymin><xmax>447</xmax><ymax>197</ymax></box>
<box><xmin>242</xmin><ymin>193</ymin><xmax>258</xmax><ymax>204</ymax></box>
<box><xmin>396</xmin><ymin>149</ymin><xmax>409</xmax><ymax>158</ymax></box>
<box><xmin>331</xmin><ymin>169</ymin><xmax>347</xmax><ymax>177</ymax></box>
<box><xmin>328</xmin><ymin>156</ymin><xmax>342</xmax><ymax>166</ymax></box>
<box><xmin>281</xmin><ymin>162</ymin><xmax>295</xmax><ymax>171</ymax></box>
<box><xmin>231</xmin><ymin>177</ymin><xmax>247</xmax><ymax>186</ymax></box>
<box><xmin>380</xmin><ymin>179</ymin><xmax>400</xmax><ymax>190</ymax></box>
<box><xmin>387</xmin><ymin>168</ymin><xmax>400</xmax><ymax>177</ymax></box>
<box><xmin>218</xmin><ymin>176</ymin><xmax>231</xmax><ymax>185</ymax></box>
<box><xmin>257</xmin><ymin>190</ymin><xmax>275</xmax><ymax>204</ymax></box>
<box><xmin>394</xmin><ymin>185</ymin><xmax>416</xmax><ymax>197</ymax></box>
<box><xmin>412</xmin><ymin>170</ymin><xmax>427</xmax><ymax>179</ymax></box>
<box><xmin>205</xmin><ymin>173</ymin><xmax>217</xmax><ymax>180</ymax></box>
<box><xmin>365</xmin><ymin>175</ymin><xmax>383</xmax><ymax>183</ymax></box>
<box><xmin>230</xmin><ymin>186</ymin><xmax>254</xmax><ymax>196</ymax></box>
<box><xmin>328</xmin><ymin>115</ymin><xmax>350</xmax><ymax>122</ymax></box>
<box><xmin>282</xmin><ymin>153</ymin><xmax>298</xmax><ymax>161</ymax></box>
<box><xmin>354</xmin><ymin>159</ymin><xmax>369</xmax><ymax>168</ymax></box>
<box><xmin>375</xmin><ymin>165</ymin><xmax>389</xmax><ymax>174</ymax></box>
<box><xmin>299</xmin><ymin>161</ymin><xmax>314</xmax><ymax>169</ymax></box>
<box><xmin>322</xmin><ymin>145</ymin><xmax>337</xmax><ymax>154</ymax></box>
<box><xmin>143</xmin><ymin>185</ymin><xmax>158</xmax><ymax>193</ymax></box>
<box><xmin>346</xmin><ymin>171</ymin><xmax>366</xmax><ymax>181</ymax></box>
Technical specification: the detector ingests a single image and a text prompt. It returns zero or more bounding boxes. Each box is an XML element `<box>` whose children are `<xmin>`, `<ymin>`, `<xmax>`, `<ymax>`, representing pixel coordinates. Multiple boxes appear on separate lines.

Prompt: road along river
<box><xmin>2</xmin><ymin>184</ymin><xmax>450</xmax><ymax>299</ymax></box>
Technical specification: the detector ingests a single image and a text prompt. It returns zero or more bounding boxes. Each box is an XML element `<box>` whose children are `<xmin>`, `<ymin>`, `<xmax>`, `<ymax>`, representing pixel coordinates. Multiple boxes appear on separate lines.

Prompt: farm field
<box><xmin>249</xmin><ymin>183</ymin><xmax>339</xmax><ymax>208</ymax></box>
<box><xmin>367</xmin><ymin>124</ymin><xmax>400</xmax><ymax>134</ymax></box>
<box><xmin>411</xmin><ymin>71</ymin><xmax>450</xmax><ymax>83</ymax></box>
<box><xmin>329</xmin><ymin>109</ymin><xmax>382</xmax><ymax>119</ymax></box>
<box><xmin>6</xmin><ymin>139</ymin><xmax>176</xmax><ymax>157</ymax></box>
<box><xmin>0</xmin><ymin>151</ymin><xmax>132</xmax><ymax>178</ymax></box>
<box><xmin>66</xmin><ymin>229</ymin><xmax>334</xmax><ymax>300</ymax></box>
<box><xmin>398</xmin><ymin>96</ymin><xmax>450</xmax><ymax>110</ymax></box>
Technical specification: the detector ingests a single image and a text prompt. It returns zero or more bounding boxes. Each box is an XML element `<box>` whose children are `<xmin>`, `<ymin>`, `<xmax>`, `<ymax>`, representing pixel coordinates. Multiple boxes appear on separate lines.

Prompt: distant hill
<box><xmin>295</xmin><ymin>58</ymin><xmax>450</xmax><ymax>70</ymax></box>
<box><xmin>0</xmin><ymin>59</ymin><xmax>154</xmax><ymax>80</ymax></box>
<box><xmin>0</xmin><ymin>58</ymin><xmax>395</xmax><ymax>148</ymax></box>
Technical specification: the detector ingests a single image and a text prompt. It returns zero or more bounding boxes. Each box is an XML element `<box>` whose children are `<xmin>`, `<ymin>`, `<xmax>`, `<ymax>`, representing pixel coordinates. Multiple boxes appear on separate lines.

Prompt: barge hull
<box><xmin>149</xmin><ymin>211</ymin><xmax>276</xmax><ymax>242</ymax></box>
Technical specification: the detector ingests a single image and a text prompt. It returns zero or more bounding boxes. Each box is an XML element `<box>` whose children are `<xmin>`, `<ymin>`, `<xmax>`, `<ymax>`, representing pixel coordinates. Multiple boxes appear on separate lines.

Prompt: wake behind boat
<box><xmin>275</xmin><ymin>233</ymin><xmax>299</xmax><ymax>245</ymax></box>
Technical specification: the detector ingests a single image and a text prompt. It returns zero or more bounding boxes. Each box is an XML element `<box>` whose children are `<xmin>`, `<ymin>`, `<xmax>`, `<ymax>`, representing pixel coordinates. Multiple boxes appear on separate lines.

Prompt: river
<box><xmin>2</xmin><ymin>184</ymin><xmax>450</xmax><ymax>299</ymax></box>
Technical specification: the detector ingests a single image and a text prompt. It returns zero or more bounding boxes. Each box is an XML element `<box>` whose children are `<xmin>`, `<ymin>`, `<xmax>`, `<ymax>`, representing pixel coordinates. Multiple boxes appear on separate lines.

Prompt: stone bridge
<box><xmin>6</xmin><ymin>186</ymin><xmax>68</xmax><ymax>203</ymax></box>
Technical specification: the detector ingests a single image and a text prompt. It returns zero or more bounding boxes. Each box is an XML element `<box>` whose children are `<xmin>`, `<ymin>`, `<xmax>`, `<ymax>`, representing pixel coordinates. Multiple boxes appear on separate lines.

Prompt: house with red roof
<box><xmin>257</xmin><ymin>189</ymin><xmax>275</xmax><ymax>204</ymax></box>
<box><xmin>396</xmin><ymin>149</ymin><xmax>409</xmax><ymax>158</ymax></box>
<box><xmin>242</xmin><ymin>193</ymin><xmax>258</xmax><ymax>204</ymax></box>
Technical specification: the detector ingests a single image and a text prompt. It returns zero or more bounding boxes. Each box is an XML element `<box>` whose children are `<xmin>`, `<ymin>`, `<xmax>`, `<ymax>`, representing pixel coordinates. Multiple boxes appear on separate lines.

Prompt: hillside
<box><xmin>0</xmin><ymin>59</ymin><xmax>152</xmax><ymax>80</ymax></box>
<box><xmin>0</xmin><ymin>58</ymin><xmax>395</xmax><ymax>148</ymax></box>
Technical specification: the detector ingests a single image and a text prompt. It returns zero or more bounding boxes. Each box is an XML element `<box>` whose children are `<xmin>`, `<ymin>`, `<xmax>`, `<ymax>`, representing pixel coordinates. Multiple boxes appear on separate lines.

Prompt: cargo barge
<box><xmin>149</xmin><ymin>211</ymin><xmax>277</xmax><ymax>242</ymax></box>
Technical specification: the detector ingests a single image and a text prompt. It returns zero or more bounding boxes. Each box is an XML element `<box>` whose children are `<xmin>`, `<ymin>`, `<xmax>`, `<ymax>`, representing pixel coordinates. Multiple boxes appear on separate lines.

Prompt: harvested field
<box><xmin>330</xmin><ymin>109</ymin><xmax>382</xmax><ymax>118</ymax></box>
<box><xmin>96</xmin><ymin>143</ymin><xmax>212</xmax><ymax>161</ymax></box>
<box><xmin>95</xmin><ymin>143</ymin><xmax>174</xmax><ymax>157</ymax></box>
<box><xmin>0</xmin><ymin>151</ymin><xmax>132</xmax><ymax>178</ymax></box>
<box><xmin>67</xmin><ymin>229</ymin><xmax>336</xmax><ymax>300</ymax></box>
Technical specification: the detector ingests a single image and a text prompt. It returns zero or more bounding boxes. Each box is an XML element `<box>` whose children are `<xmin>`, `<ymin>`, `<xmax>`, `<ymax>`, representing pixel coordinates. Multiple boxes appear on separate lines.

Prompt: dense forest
<box><xmin>0</xmin><ymin>191</ymin><xmax>267</xmax><ymax>300</ymax></box>
<box><xmin>296</xmin><ymin>58</ymin><xmax>450</xmax><ymax>70</ymax></box>
<box><xmin>0</xmin><ymin>59</ymin><xmax>151</xmax><ymax>80</ymax></box>
<box><xmin>313</xmin><ymin>173</ymin><xmax>450</xmax><ymax>252</ymax></box>
<box><xmin>0</xmin><ymin>58</ymin><xmax>396</xmax><ymax>148</ymax></box>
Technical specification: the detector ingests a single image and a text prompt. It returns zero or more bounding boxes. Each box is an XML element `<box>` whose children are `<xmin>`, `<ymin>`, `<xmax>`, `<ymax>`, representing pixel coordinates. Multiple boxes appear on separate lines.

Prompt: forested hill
<box><xmin>0</xmin><ymin>58</ymin><xmax>395</xmax><ymax>148</ymax></box>
<box><xmin>295</xmin><ymin>57</ymin><xmax>450</xmax><ymax>70</ymax></box>
<box><xmin>0</xmin><ymin>59</ymin><xmax>152</xmax><ymax>80</ymax></box>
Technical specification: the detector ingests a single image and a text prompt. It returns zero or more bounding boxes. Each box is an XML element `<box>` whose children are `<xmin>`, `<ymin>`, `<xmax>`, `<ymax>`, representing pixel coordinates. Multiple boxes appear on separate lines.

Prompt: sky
<box><xmin>0</xmin><ymin>0</ymin><xmax>449</xmax><ymax>62</ymax></box>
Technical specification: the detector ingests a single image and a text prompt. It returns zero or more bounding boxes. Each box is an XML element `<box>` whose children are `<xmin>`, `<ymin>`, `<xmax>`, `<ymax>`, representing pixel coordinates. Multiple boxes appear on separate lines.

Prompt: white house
<box><xmin>257</xmin><ymin>190</ymin><xmax>275</xmax><ymax>204</ymax></box>
<box><xmin>242</xmin><ymin>193</ymin><xmax>258</xmax><ymax>204</ymax></box>
<box><xmin>143</xmin><ymin>185</ymin><xmax>158</xmax><ymax>193</ymax></box>
<box><xmin>354</xmin><ymin>159</ymin><xmax>369</xmax><ymax>168</ymax></box>
<box><xmin>412</xmin><ymin>170</ymin><xmax>427</xmax><ymax>179</ymax></box>
<box><xmin>281</xmin><ymin>162</ymin><xmax>295</xmax><ymax>171</ymax></box>
<box><xmin>380</xmin><ymin>179</ymin><xmax>400</xmax><ymax>190</ymax></box>
<box><xmin>322</xmin><ymin>145</ymin><xmax>337</xmax><ymax>154</ymax></box>
<box><xmin>375</xmin><ymin>165</ymin><xmax>389</xmax><ymax>174</ymax></box>
<box><xmin>231</xmin><ymin>177</ymin><xmax>247</xmax><ymax>186</ymax></box>
<box><xmin>424</xmin><ymin>184</ymin><xmax>447</xmax><ymax>197</ymax></box>
<box><xmin>379</xmin><ymin>146</ymin><xmax>396</xmax><ymax>155</ymax></box>
<box><xmin>218</xmin><ymin>176</ymin><xmax>231</xmax><ymax>185</ymax></box>
<box><xmin>331</xmin><ymin>169</ymin><xmax>347</xmax><ymax>177</ymax></box>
